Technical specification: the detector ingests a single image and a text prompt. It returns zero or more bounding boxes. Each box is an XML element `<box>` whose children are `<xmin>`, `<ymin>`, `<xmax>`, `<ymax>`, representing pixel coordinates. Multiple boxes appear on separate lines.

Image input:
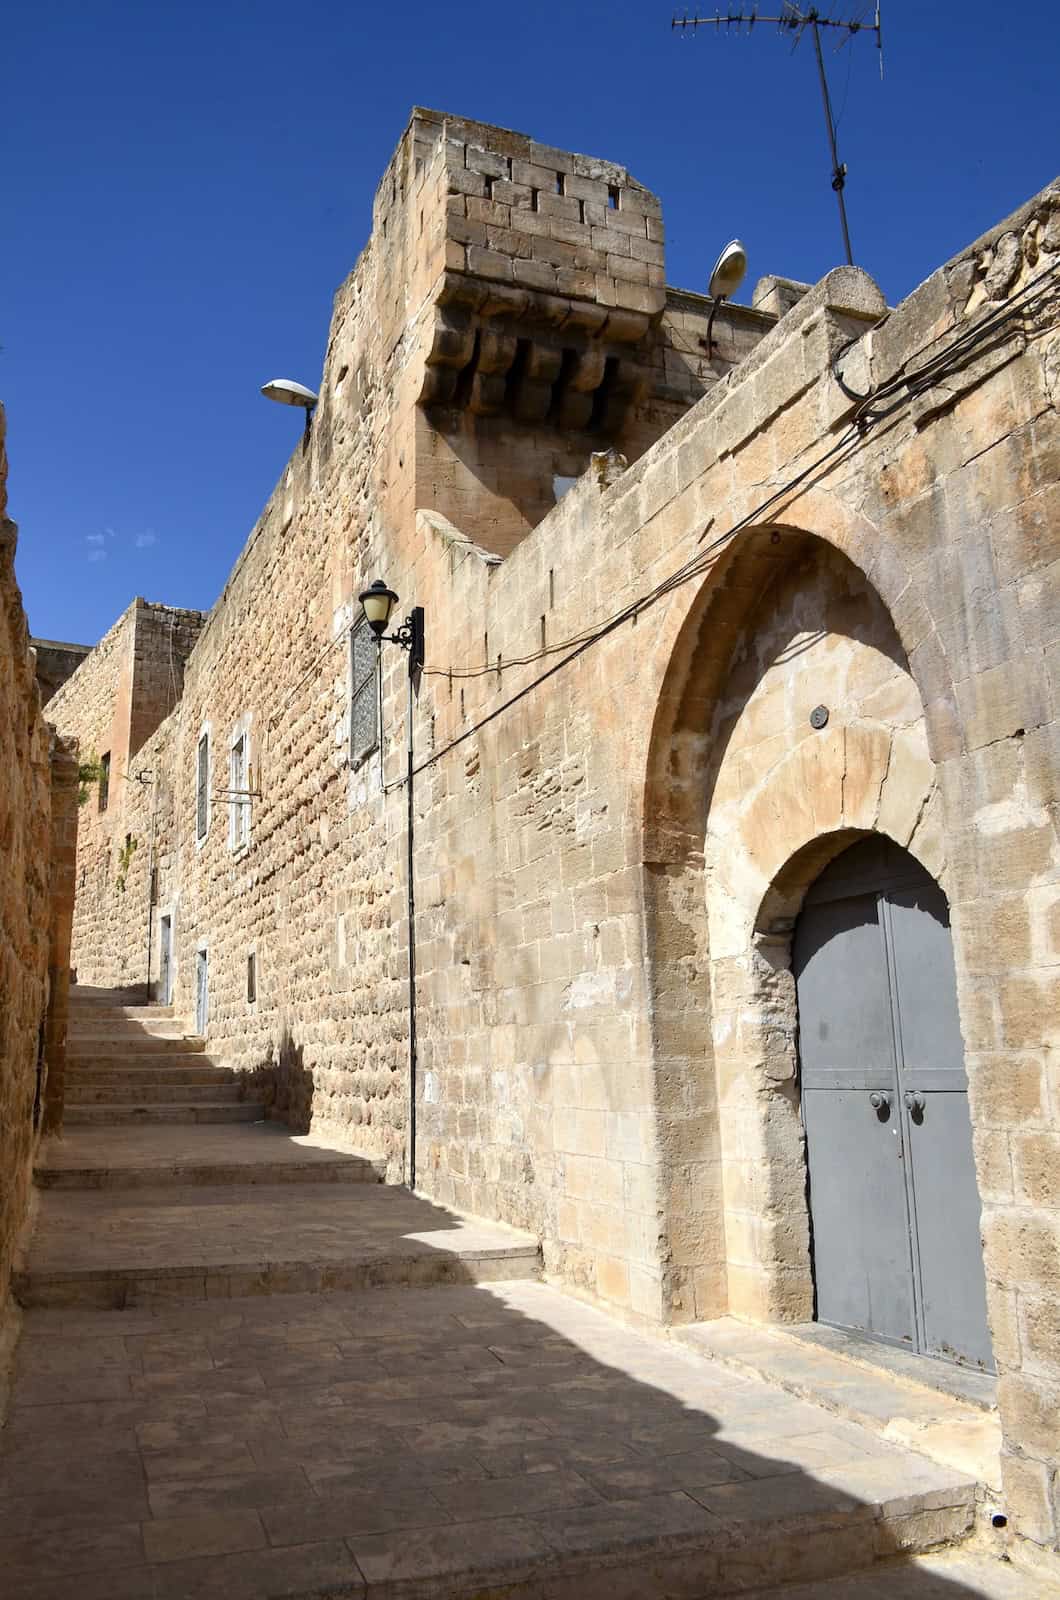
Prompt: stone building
<box><xmin>45</xmin><ymin>111</ymin><xmax>1060</xmax><ymax>1560</ymax></box>
<box><xmin>0</xmin><ymin>405</ymin><xmax>78</xmax><ymax>1324</ymax></box>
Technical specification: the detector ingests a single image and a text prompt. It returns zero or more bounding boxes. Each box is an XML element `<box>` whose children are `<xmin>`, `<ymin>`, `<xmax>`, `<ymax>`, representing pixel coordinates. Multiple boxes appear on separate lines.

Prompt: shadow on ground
<box><xmin>0</xmin><ymin>1178</ymin><xmax>1007</xmax><ymax>1599</ymax></box>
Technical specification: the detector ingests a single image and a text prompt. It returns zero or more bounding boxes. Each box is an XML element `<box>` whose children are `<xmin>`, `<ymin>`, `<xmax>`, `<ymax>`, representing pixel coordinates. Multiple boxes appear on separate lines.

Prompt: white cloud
<box><xmin>134</xmin><ymin>531</ymin><xmax>157</xmax><ymax>548</ymax></box>
<box><xmin>87</xmin><ymin>548</ymin><xmax>107</xmax><ymax>563</ymax></box>
<box><xmin>85</xmin><ymin>532</ymin><xmax>105</xmax><ymax>546</ymax></box>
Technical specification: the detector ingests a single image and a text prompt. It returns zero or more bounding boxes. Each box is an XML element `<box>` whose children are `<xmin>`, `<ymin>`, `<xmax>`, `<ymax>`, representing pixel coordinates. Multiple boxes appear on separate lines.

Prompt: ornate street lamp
<box><xmin>358</xmin><ymin>580</ymin><xmax>425</xmax><ymax>1189</ymax></box>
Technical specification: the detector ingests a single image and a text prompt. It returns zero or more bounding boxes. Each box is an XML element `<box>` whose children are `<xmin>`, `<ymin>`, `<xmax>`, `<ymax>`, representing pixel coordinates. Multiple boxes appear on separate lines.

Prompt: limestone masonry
<box><xmin>39</xmin><ymin>110</ymin><xmax>1060</xmax><ymax>1560</ymax></box>
<box><xmin>0</xmin><ymin>405</ymin><xmax>76</xmax><ymax>1317</ymax></box>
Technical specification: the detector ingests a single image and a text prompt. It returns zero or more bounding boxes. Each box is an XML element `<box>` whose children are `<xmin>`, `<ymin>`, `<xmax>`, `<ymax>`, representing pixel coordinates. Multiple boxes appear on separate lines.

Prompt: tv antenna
<box><xmin>672</xmin><ymin>5</ymin><xmax>884</xmax><ymax>266</ymax></box>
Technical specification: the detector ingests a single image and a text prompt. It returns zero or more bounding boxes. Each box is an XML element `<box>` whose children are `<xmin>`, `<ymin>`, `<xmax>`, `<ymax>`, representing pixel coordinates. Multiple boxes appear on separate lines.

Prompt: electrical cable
<box><xmin>396</xmin><ymin>261</ymin><xmax>1057</xmax><ymax>785</ymax></box>
<box><xmin>425</xmin><ymin>261</ymin><xmax>1058</xmax><ymax>686</ymax></box>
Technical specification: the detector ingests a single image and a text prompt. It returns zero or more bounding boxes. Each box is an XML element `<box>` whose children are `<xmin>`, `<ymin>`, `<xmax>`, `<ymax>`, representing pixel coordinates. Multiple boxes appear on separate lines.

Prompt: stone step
<box><xmin>34</xmin><ymin>1123</ymin><xmax>386</xmax><ymax>1190</ymax></box>
<box><xmin>13</xmin><ymin>1185</ymin><xmax>543</xmax><ymax>1309</ymax></box>
<box><xmin>68</xmin><ymin>986</ymin><xmax>146</xmax><ymax>1005</ymax></box>
<box><xmin>62</xmin><ymin>1101</ymin><xmax>266</xmax><ymax>1127</ymax></box>
<box><xmin>65</xmin><ymin>1063</ymin><xmax>238</xmax><ymax>1086</ymax></box>
<box><xmin>68</xmin><ymin>1002</ymin><xmax>175</xmax><ymax>1020</ymax></box>
<box><xmin>70</xmin><ymin>1017</ymin><xmax>199</xmax><ymax>1039</ymax></box>
<box><xmin>36</xmin><ymin>1154</ymin><xmax>385</xmax><ymax>1189</ymax></box>
<box><xmin>64</xmin><ymin>1081</ymin><xmax>247</xmax><ymax>1106</ymax></box>
<box><xmin>68</xmin><ymin>1037</ymin><xmax>208</xmax><ymax>1059</ymax></box>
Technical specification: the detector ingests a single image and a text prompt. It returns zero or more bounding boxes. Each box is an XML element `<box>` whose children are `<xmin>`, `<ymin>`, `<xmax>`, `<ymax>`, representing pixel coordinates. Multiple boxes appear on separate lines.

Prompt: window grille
<box><xmin>350</xmin><ymin>617</ymin><xmax>379</xmax><ymax>767</ymax></box>
<box><xmin>229</xmin><ymin>732</ymin><xmax>249</xmax><ymax>849</ymax></box>
<box><xmin>196</xmin><ymin>733</ymin><xmax>209</xmax><ymax>840</ymax></box>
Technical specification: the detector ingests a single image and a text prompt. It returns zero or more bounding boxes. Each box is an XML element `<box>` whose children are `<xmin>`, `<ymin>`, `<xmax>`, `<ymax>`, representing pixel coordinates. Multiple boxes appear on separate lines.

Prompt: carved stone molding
<box><xmin>418</xmin><ymin>270</ymin><xmax>659</xmax><ymax>428</ymax></box>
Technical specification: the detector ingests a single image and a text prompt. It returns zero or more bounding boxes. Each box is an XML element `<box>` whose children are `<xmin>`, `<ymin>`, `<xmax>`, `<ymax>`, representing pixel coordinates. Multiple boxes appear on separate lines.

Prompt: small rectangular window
<box><xmin>246</xmin><ymin>951</ymin><xmax>257</xmax><ymax>1005</ymax></box>
<box><xmin>98</xmin><ymin>752</ymin><xmax>111</xmax><ymax>813</ymax></box>
<box><xmin>229</xmin><ymin>731</ymin><xmax>249</xmax><ymax>849</ymax></box>
<box><xmin>608</xmin><ymin>185</ymin><xmax>620</xmax><ymax>210</ymax></box>
<box><xmin>350</xmin><ymin>616</ymin><xmax>379</xmax><ymax>768</ymax></box>
<box><xmin>196</xmin><ymin>733</ymin><xmax>209</xmax><ymax>841</ymax></box>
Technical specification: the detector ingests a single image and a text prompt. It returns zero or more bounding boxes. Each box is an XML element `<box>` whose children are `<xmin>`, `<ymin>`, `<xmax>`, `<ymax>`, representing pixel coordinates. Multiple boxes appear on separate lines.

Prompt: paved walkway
<box><xmin>4</xmin><ymin>992</ymin><xmax>1056</xmax><ymax>1597</ymax></box>
<box><xmin>6</xmin><ymin>1276</ymin><xmax>1051</xmax><ymax>1599</ymax></box>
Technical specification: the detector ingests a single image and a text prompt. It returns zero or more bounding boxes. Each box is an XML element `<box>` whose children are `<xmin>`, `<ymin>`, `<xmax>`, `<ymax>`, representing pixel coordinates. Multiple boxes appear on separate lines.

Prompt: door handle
<box><xmin>904</xmin><ymin>1090</ymin><xmax>926</xmax><ymax>1114</ymax></box>
<box><xmin>869</xmin><ymin>1091</ymin><xmax>890</xmax><ymax>1111</ymax></box>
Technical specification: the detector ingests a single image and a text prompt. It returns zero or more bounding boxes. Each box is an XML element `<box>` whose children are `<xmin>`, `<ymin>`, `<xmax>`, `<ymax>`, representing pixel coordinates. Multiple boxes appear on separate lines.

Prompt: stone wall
<box><xmin>31</xmin><ymin>638</ymin><xmax>90</xmax><ymax>705</ymax></box>
<box><xmin>48</xmin><ymin>112</ymin><xmax>1060</xmax><ymax>1554</ymax></box>
<box><xmin>0</xmin><ymin>406</ymin><xmax>76</xmax><ymax>1311</ymax></box>
<box><xmin>47</xmin><ymin>598</ymin><xmax>206</xmax><ymax>990</ymax></box>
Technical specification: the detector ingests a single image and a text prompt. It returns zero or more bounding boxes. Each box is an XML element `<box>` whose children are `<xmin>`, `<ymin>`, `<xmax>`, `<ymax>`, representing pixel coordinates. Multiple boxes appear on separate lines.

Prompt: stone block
<box><xmin>466</xmin><ymin>146</ymin><xmax>511</xmax><ymax>180</ymax></box>
<box><xmin>1001</xmin><ymin>1448</ymin><xmax>1058</xmax><ymax>1546</ymax></box>
<box><xmin>1012</xmin><ymin>1131</ymin><xmax>1060</xmax><ymax>1207</ymax></box>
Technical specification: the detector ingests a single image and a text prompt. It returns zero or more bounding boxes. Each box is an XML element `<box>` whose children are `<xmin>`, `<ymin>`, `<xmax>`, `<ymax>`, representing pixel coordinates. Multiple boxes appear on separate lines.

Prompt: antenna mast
<box><xmin>672</xmin><ymin>5</ymin><xmax>884</xmax><ymax>266</ymax></box>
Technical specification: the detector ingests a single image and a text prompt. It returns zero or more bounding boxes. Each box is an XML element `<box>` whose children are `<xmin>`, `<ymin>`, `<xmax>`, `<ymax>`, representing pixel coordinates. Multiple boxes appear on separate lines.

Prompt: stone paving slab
<box><xmin>0</xmin><ymin>1280</ymin><xmax>979</xmax><ymax>1599</ymax></box>
<box><xmin>36</xmin><ymin>1122</ymin><xmax>385</xmax><ymax>1187</ymax></box>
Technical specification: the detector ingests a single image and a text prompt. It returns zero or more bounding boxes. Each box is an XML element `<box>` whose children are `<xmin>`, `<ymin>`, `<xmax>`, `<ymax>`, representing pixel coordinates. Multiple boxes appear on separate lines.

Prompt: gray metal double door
<box><xmin>794</xmin><ymin>837</ymin><xmax>993</xmax><ymax>1370</ymax></box>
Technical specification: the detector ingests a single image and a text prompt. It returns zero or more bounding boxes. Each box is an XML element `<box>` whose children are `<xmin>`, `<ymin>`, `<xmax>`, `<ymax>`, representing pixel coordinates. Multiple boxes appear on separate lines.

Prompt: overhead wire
<box><xmin>397</xmin><ymin>260</ymin><xmax>1057</xmax><ymax>785</ymax></box>
<box><xmin>421</xmin><ymin>262</ymin><xmax>1057</xmax><ymax>691</ymax></box>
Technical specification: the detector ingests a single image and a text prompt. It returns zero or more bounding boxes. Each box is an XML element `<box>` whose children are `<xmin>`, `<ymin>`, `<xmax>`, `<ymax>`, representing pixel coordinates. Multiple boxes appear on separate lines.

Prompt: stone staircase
<box><xmin>14</xmin><ymin>986</ymin><xmax>541</xmax><ymax>1312</ymax></box>
<box><xmin>63</xmin><ymin>987</ymin><xmax>265</xmax><ymax>1126</ymax></box>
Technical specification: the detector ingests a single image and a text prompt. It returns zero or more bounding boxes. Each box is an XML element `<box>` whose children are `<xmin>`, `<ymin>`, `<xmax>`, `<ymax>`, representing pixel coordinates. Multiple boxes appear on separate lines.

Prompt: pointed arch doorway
<box><xmin>794</xmin><ymin>836</ymin><xmax>993</xmax><ymax>1371</ymax></box>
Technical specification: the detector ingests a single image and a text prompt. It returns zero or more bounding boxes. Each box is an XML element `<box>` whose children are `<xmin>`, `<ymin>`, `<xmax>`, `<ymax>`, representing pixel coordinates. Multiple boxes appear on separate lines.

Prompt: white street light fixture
<box><xmin>260</xmin><ymin>379</ymin><xmax>319</xmax><ymax>407</ymax></box>
<box><xmin>705</xmin><ymin>238</ymin><xmax>748</xmax><ymax>358</ymax></box>
<box><xmin>260</xmin><ymin>379</ymin><xmax>319</xmax><ymax>443</ymax></box>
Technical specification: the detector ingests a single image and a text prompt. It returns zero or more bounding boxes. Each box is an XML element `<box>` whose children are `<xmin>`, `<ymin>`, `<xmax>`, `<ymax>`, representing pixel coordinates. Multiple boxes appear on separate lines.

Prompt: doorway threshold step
<box><xmin>748</xmin><ymin>1549</ymin><xmax>1060</xmax><ymax>1599</ymax></box>
<box><xmin>675</xmin><ymin>1318</ymin><xmax>1001</xmax><ymax>1494</ymax></box>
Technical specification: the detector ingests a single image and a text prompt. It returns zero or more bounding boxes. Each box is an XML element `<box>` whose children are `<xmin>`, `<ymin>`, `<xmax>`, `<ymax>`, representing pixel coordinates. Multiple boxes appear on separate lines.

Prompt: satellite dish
<box><xmin>708</xmin><ymin>239</ymin><xmax>748</xmax><ymax>303</ymax></box>
<box><xmin>260</xmin><ymin>379</ymin><xmax>319</xmax><ymax>408</ymax></box>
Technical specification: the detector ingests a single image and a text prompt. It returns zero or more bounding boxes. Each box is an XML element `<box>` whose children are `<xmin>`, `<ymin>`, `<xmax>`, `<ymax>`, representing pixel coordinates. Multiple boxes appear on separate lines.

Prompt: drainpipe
<box><xmin>406</xmin><ymin>659</ymin><xmax>418</xmax><ymax>1192</ymax></box>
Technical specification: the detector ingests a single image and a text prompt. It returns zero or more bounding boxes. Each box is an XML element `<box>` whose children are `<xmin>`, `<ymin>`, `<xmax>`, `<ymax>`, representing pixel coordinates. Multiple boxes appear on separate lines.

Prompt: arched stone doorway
<box><xmin>795</xmin><ymin>835</ymin><xmax>993</xmax><ymax>1370</ymax></box>
<box><xmin>641</xmin><ymin>523</ymin><xmax>966</xmax><ymax>1328</ymax></box>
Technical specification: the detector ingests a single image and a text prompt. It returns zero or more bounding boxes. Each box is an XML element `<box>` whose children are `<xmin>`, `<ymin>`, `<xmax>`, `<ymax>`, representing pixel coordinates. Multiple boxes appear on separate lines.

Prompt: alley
<box><xmin>3</xmin><ymin>992</ymin><xmax>1058</xmax><ymax>1599</ymax></box>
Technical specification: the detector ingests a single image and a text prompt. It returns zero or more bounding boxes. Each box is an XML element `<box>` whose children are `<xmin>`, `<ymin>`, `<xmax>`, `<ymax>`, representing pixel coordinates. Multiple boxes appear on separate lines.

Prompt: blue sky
<box><xmin>4</xmin><ymin>1</ymin><xmax>1056</xmax><ymax>645</ymax></box>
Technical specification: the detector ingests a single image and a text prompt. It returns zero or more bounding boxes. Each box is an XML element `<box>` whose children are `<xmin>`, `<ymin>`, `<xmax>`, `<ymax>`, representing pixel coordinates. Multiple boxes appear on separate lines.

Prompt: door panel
<box><xmin>795</xmin><ymin>892</ymin><xmax>915</xmax><ymax>1347</ymax></box>
<box><xmin>888</xmin><ymin>886</ymin><xmax>966</xmax><ymax>1082</ymax></box>
<box><xmin>802</xmin><ymin>1086</ymin><xmax>916</xmax><ymax>1344</ymax></box>
<box><xmin>905</xmin><ymin>1090</ymin><xmax>994</xmax><ymax>1367</ymax></box>
<box><xmin>887</xmin><ymin>884</ymin><xmax>993</xmax><ymax>1369</ymax></box>
<box><xmin>195</xmin><ymin>949</ymin><xmax>208</xmax><ymax>1035</ymax></box>
<box><xmin>159</xmin><ymin>917</ymin><xmax>172</xmax><ymax>1006</ymax></box>
<box><xmin>796</xmin><ymin>894</ymin><xmax>894</xmax><ymax>1080</ymax></box>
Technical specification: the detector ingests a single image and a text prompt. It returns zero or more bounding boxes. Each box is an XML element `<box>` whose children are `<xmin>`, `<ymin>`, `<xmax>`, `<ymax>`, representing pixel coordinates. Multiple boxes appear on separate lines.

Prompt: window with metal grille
<box><xmin>350</xmin><ymin>617</ymin><xmax>379</xmax><ymax>767</ymax></box>
<box><xmin>98</xmin><ymin>752</ymin><xmax>110</xmax><ymax>813</ymax></box>
<box><xmin>196</xmin><ymin>733</ymin><xmax>209</xmax><ymax>841</ymax></box>
<box><xmin>229</xmin><ymin>732</ymin><xmax>249</xmax><ymax>849</ymax></box>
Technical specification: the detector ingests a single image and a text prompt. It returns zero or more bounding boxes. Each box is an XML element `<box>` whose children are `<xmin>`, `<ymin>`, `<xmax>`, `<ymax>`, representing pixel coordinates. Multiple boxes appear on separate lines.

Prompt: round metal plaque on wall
<box><xmin>810</xmin><ymin>705</ymin><xmax>829</xmax><ymax>730</ymax></box>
